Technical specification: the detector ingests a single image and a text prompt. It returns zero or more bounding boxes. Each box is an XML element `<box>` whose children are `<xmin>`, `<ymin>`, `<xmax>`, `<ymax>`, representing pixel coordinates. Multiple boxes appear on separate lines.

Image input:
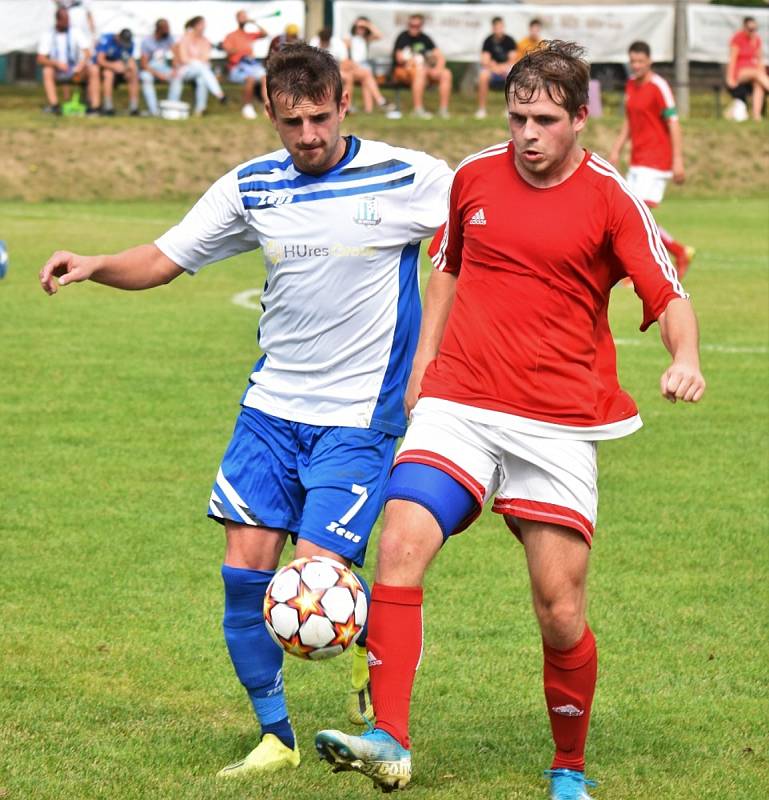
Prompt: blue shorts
<box><xmin>490</xmin><ymin>72</ymin><xmax>507</xmax><ymax>88</ymax></box>
<box><xmin>229</xmin><ymin>59</ymin><xmax>266</xmax><ymax>83</ymax></box>
<box><xmin>208</xmin><ymin>407</ymin><xmax>398</xmax><ymax>566</ymax></box>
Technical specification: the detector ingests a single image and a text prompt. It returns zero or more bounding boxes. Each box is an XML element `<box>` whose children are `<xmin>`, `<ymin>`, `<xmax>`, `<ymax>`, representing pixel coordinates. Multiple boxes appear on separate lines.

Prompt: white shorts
<box><xmin>626</xmin><ymin>165</ymin><xmax>672</xmax><ymax>206</ymax></box>
<box><xmin>396</xmin><ymin>401</ymin><xmax>599</xmax><ymax>545</ymax></box>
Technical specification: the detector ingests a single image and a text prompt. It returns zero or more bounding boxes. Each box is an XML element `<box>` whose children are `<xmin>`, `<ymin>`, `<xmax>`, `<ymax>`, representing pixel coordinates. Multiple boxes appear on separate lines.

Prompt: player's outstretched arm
<box><xmin>40</xmin><ymin>244</ymin><xmax>184</xmax><ymax>295</ymax></box>
<box><xmin>657</xmin><ymin>298</ymin><xmax>706</xmax><ymax>404</ymax></box>
<box><xmin>404</xmin><ymin>269</ymin><xmax>457</xmax><ymax>415</ymax></box>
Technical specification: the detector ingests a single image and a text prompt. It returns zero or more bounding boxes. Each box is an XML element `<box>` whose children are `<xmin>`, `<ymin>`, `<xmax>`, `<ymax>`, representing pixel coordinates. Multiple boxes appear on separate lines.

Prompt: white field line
<box><xmin>231</xmin><ymin>287</ymin><xmax>263</xmax><ymax>310</ymax></box>
<box><xmin>230</xmin><ymin>289</ymin><xmax>767</xmax><ymax>355</ymax></box>
<box><xmin>3</xmin><ymin>207</ymin><xmax>173</xmax><ymax>225</ymax></box>
<box><xmin>614</xmin><ymin>338</ymin><xmax>767</xmax><ymax>355</ymax></box>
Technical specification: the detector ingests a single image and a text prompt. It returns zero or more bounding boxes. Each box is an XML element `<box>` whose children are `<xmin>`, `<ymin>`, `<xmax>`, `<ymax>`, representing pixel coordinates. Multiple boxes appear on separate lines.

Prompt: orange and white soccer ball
<box><xmin>264</xmin><ymin>556</ymin><xmax>368</xmax><ymax>660</ymax></box>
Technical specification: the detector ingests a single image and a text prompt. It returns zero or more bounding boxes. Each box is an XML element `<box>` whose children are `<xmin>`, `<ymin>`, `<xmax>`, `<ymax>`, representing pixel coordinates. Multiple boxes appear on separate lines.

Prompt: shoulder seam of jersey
<box><xmin>455</xmin><ymin>142</ymin><xmax>509</xmax><ymax>175</ymax></box>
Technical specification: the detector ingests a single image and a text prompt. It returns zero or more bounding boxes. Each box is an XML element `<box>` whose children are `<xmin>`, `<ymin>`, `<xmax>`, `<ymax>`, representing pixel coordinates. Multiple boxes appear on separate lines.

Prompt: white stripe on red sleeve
<box><xmin>587</xmin><ymin>154</ymin><xmax>687</xmax><ymax>298</ymax></box>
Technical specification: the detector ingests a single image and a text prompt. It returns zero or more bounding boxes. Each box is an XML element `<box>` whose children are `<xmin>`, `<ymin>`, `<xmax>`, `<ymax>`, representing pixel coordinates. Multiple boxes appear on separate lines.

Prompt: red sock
<box><xmin>367</xmin><ymin>583</ymin><xmax>423</xmax><ymax>749</ymax></box>
<box><xmin>543</xmin><ymin>625</ymin><xmax>597</xmax><ymax>772</ymax></box>
<box><xmin>657</xmin><ymin>224</ymin><xmax>685</xmax><ymax>258</ymax></box>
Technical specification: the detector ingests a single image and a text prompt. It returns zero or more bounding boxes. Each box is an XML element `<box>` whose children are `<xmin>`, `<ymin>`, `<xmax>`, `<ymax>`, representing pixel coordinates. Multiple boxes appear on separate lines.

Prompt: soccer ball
<box><xmin>264</xmin><ymin>556</ymin><xmax>367</xmax><ymax>660</ymax></box>
<box><xmin>728</xmin><ymin>98</ymin><xmax>748</xmax><ymax>123</ymax></box>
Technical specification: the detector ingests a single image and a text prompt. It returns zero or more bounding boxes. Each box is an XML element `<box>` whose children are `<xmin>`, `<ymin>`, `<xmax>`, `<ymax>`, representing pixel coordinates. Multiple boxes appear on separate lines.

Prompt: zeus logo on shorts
<box><xmin>326</xmin><ymin>484</ymin><xmax>369</xmax><ymax>544</ymax></box>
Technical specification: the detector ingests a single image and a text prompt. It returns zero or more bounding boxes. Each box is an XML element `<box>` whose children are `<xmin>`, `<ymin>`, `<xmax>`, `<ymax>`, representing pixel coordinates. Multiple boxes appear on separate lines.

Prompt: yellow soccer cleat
<box><xmin>216</xmin><ymin>733</ymin><xmax>300</xmax><ymax>778</ymax></box>
<box><xmin>347</xmin><ymin>644</ymin><xmax>375</xmax><ymax>725</ymax></box>
<box><xmin>347</xmin><ymin>681</ymin><xmax>375</xmax><ymax>726</ymax></box>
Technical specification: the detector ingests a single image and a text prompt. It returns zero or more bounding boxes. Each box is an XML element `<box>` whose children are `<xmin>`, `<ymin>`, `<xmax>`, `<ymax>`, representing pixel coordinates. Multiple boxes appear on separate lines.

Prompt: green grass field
<box><xmin>1</xmin><ymin>196</ymin><xmax>767</xmax><ymax>800</ymax></box>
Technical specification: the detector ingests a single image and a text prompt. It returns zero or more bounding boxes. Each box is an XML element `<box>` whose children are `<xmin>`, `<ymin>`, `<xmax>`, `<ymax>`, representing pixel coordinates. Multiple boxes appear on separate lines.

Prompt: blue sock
<box><xmin>355</xmin><ymin>572</ymin><xmax>371</xmax><ymax>648</ymax></box>
<box><xmin>221</xmin><ymin>565</ymin><xmax>295</xmax><ymax>750</ymax></box>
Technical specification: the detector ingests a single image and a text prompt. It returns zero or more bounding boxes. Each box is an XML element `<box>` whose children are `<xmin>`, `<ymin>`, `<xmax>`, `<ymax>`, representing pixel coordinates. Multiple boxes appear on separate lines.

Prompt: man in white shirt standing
<box><xmin>39</xmin><ymin>43</ymin><xmax>452</xmax><ymax>781</ymax></box>
<box><xmin>37</xmin><ymin>7</ymin><xmax>99</xmax><ymax>114</ymax></box>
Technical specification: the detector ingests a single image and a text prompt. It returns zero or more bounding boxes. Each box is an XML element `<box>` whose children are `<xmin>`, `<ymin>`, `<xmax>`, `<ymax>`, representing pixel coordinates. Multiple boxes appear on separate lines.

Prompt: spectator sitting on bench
<box><xmin>139</xmin><ymin>18</ymin><xmax>176</xmax><ymax>117</ymax></box>
<box><xmin>310</xmin><ymin>26</ymin><xmax>393</xmax><ymax>114</ymax></box>
<box><xmin>726</xmin><ymin>16</ymin><xmax>768</xmax><ymax>122</ymax></box>
<box><xmin>262</xmin><ymin>24</ymin><xmax>303</xmax><ymax>105</ymax></box>
<box><xmin>222</xmin><ymin>9</ymin><xmax>268</xmax><ymax>120</ymax></box>
<box><xmin>346</xmin><ymin>17</ymin><xmax>396</xmax><ymax>113</ymax></box>
<box><xmin>94</xmin><ymin>27</ymin><xmax>140</xmax><ymax>116</ymax></box>
<box><xmin>173</xmin><ymin>15</ymin><xmax>227</xmax><ymax>117</ymax></box>
<box><xmin>348</xmin><ymin>16</ymin><xmax>381</xmax><ymax>74</ymax></box>
<box><xmin>268</xmin><ymin>23</ymin><xmax>302</xmax><ymax>56</ymax></box>
<box><xmin>54</xmin><ymin>0</ymin><xmax>96</xmax><ymax>46</ymax></box>
<box><xmin>391</xmin><ymin>13</ymin><xmax>451</xmax><ymax>119</ymax></box>
<box><xmin>475</xmin><ymin>16</ymin><xmax>518</xmax><ymax>119</ymax></box>
<box><xmin>517</xmin><ymin>18</ymin><xmax>544</xmax><ymax>60</ymax></box>
<box><xmin>38</xmin><ymin>7</ymin><xmax>99</xmax><ymax>114</ymax></box>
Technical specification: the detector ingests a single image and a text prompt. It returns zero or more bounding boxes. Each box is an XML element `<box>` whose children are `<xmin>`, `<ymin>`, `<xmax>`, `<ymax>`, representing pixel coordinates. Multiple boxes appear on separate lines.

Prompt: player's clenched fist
<box><xmin>660</xmin><ymin>361</ymin><xmax>706</xmax><ymax>404</ymax></box>
<box><xmin>39</xmin><ymin>251</ymin><xmax>97</xmax><ymax>295</ymax></box>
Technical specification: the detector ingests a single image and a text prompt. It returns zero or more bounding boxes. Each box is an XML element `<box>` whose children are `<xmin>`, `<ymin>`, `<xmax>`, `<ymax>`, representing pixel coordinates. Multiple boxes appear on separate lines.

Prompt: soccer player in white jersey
<box><xmin>39</xmin><ymin>44</ymin><xmax>452</xmax><ymax>779</ymax></box>
<box><xmin>315</xmin><ymin>41</ymin><xmax>706</xmax><ymax>799</ymax></box>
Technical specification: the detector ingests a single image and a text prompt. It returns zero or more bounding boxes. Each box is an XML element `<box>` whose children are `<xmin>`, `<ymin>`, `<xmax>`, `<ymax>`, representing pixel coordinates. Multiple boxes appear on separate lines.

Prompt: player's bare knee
<box><xmin>533</xmin><ymin>595</ymin><xmax>586</xmax><ymax>648</ymax></box>
<box><xmin>224</xmin><ymin>522</ymin><xmax>287</xmax><ymax>570</ymax></box>
<box><xmin>376</xmin><ymin>501</ymin><xmax>439</xmax><ymax>584</ymax></box>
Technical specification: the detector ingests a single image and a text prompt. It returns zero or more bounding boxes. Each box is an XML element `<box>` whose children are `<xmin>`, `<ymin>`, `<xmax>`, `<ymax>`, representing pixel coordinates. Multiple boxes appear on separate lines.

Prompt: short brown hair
<box><xmin>505</xmin><ymin>40</ymin><xmax>589</xmax><ymax>118</ymax></box>
<box><xmin>628</xmin><ymin>40</ymin><xmax>651</xmax><ymax>57</ymax></box>
<box><xmin>266</xmin><ymin>43</ymin><xmax>343</xmax><ymax>107</ymax></box>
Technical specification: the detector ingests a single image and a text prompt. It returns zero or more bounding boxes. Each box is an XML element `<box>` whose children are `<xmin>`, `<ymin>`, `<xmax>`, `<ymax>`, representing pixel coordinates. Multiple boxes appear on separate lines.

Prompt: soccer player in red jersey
<box><xmin>316</xmin><ymin>41</ymin><xmax>706</xmax><ymax>799</ymax></box>
<box><xmin>609</xmin><ymin>41</ymin><xmax>694</xmax><ymax>278</ymax></box>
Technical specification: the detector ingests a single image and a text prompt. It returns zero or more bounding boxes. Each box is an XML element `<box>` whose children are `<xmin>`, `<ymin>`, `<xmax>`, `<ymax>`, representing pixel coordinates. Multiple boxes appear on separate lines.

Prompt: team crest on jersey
<box><xmin>353</xmin><ymin>196</ymin><xmax>381</xmax><ymax>226</ymax></box>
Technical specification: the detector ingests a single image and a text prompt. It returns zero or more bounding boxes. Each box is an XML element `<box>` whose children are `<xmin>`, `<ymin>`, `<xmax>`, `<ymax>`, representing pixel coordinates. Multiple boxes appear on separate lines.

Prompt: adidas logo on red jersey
<box><xmin>469</xmin><ymin>208</ymin><xmax>486</xmax><ymax>225</ymax></box>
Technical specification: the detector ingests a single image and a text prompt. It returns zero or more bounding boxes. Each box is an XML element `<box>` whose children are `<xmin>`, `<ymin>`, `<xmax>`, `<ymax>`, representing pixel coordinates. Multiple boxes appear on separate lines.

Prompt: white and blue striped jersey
<box><xmin>156</xmin><ymin>136</ymin><xmax>452</xmax><ymax>436</ymax></box>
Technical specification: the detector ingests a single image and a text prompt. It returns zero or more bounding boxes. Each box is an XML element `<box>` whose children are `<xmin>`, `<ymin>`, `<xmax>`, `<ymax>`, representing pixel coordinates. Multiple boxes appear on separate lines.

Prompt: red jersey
<box><xmin>730</xmin><ymin>30</ymin><xmax>762</xmax><ymax>73</ymax></box>
<box><xmin>424</xmin><ymin>144</ymin><xmax>686</xmax><ymax>438</ymax></box>
<box><xmin>625</xmin><ymin>73</ymin><xmax>677</xmax><ymax>171</ymax></box>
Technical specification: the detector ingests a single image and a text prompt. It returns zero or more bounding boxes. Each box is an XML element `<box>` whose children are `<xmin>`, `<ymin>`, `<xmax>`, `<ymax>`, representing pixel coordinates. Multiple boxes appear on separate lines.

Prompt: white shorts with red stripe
<box><xmin>396</xmin><ymin>400</ymin><xmax>599</xmax><ymax>545</ymax></box>
<box><xmin>626</xmin><ymin>165</ymin><xmax>672</xmax><ymax>207</ymax></box>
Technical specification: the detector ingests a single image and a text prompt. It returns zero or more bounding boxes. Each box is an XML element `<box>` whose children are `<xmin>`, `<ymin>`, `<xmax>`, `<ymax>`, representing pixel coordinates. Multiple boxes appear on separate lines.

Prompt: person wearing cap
<box><xmin>262</xmin><ymin>23</ymin><xmax>302</xmax><ymax>101</ymax></box>
<box><xmin>268</xmin><ymin>23</ymin><xmax>302</xmax><ymax>56</ymax></box>
<box><xmin>94</xmin><ymin>27</ymin><xmax>140</xmax><ymax>115</ymax></box>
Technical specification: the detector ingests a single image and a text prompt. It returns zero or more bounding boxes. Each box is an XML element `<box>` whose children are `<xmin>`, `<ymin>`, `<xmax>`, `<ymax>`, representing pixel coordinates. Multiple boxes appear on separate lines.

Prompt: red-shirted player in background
<box><xmin>316</xmin><ymin>40</ymin><xmax>706</xmax><ymax>800</ymax></box>
<box><xmin>609</xmin><ymin>41</ymin><xmax>694</xmax><ymax>278</ymax></box>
